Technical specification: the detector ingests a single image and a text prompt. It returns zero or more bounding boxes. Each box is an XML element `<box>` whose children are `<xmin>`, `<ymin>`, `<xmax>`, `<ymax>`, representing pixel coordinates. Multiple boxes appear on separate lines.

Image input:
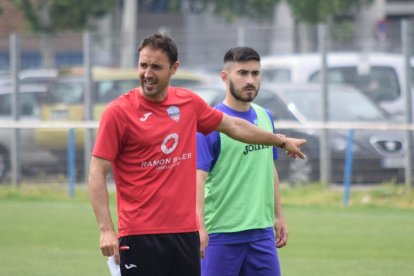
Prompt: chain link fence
<box><xmin>0</xmin><ymin>21</ymin><xmax>413</xmax><ymax>188</ymax></box>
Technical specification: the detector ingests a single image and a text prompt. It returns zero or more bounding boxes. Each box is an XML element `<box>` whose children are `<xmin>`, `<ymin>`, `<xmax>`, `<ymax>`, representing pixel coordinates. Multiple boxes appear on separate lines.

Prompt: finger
<box><xmin>286</xmin><ymin>150</ymin><xmax>305</xmax><ymax>159</ymax></box>
<box><xmin>114</xmin><ymin>251</ymin><xmax>120</xmax><ymax>265</ymax></box>
<box><xmin>276</xmin><ymin>239</ymin><xmax>287</xmax><ymax>248</ymax></box>
<box><xmin>297</xmin><ymin>151</ymin><xmax>306</xmax><ymax>159</ymax></box>
<box><xmin>100</xmin><ymin>246</ymin><xmax>110</xmax><ymax>257</ymax></box>
<box><xmin>288</xmin><ymin>152</ymin><xmax>297</xmax><ymax>158</ymax></box>
<box><xmin>200</xmin><ymin>242</ymin><xmax>206</xmax><ymax>259</ymax></box>
<box><xmin>276</xmin><ymin>232</ymin><xmax>282</xmax><ymax>244</ymax></box>
<box><xmin>276</xmin><ymin>232</ymin><xmax>288</xmax><ymax>248</ymax></box>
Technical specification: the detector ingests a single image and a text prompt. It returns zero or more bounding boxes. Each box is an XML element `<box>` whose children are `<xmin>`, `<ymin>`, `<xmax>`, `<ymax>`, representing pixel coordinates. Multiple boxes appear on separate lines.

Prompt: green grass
<box><xmin>0</xmin><ymin>183</ymin><xmax>413</xmax><ymax>275</ymax></box>
<box><xmin>280</xmin><ymin>205</ymin><xmax>414</xmax><ymax>276</ymax></box>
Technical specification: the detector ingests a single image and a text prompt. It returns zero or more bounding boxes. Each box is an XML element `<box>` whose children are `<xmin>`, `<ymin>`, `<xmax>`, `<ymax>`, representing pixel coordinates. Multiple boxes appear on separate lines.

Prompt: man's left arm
<box><xmin>196</xmin><ymin>169</ymin><xmax>209</xmax><ymax>259</ymax></box>
<box><xmin>273</xmin><ymin>163</ymin><xmax>288</xmax><ymax>248</ymax></box>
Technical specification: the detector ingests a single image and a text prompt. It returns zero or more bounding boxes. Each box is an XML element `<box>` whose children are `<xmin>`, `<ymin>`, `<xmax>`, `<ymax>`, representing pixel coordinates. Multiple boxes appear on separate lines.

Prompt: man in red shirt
<box><xmin>88</xmin><ymin>33</ymin><xmax>306</xmax><ymax>276</ymax></box>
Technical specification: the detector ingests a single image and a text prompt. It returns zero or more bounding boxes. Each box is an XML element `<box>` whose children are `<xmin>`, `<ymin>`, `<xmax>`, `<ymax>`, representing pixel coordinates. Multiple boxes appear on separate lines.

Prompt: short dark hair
<box><xmin>223</xmin><ymin>47</ymin><xmax>260</xmax><ymax>64</ymax></box>
<box><xmin>138</xmin><ymin>33</ymin><xmax>178</xmax><ymax>65</ymax></box>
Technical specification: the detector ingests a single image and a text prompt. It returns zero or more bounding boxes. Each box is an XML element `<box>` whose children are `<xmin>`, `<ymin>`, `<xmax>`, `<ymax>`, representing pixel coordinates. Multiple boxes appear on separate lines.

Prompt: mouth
<box><xmin>144</xmin><ymin>79</ymin><xmax>157</xmax><ymax>90</ymax></box>
<box><xmin>243</xmin><ymin>86</ymin><xmax>256</xmax><ymax>92</ymax></box>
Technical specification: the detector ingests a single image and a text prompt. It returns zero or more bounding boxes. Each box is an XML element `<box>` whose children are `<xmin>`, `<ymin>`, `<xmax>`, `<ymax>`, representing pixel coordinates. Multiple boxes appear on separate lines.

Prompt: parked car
<box><xmin>34</xmin><ymin>67</ymin><xmax>215</xmax><ymax>164</ymax></box>
<box><xmin>0</xmin><ymin>68</ymin><xmax>58</xmax><ymax>88</ymax></box>
<box><xmin>0</xmin><ymin>84</ymin><xmax>59</xmax><ymax>182</ymax></box>
<box><xmin>260</xmin><ymin>52</ymin><xmax>414</xmax><ymax>119</ymax></box>
<box><xmin>191</xmin><ymin>83</ymin><xmax>406</xmax><ymax>184</ymax></box>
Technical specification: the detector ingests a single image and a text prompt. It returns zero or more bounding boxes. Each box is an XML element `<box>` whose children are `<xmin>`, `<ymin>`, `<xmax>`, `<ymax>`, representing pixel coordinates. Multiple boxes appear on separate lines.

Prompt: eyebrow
<box><xmin>139</xmin><ymin>62</ymin><xmax>164</xmax><ymax>69</ymax></box>
<box><xmin>237</xmin><ymin>69</ymin><xmax>260</xmax><ymax>74</ymax></box>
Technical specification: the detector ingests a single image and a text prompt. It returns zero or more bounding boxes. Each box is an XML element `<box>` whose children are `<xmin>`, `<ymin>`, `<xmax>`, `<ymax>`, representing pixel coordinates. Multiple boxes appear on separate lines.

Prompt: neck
<box><xmin>223</xmin><ymin>97</ymin><xmax>251</xmax><ymax>112</ymax></box>
<box><xmin>139</xmin><ymin>87</ymin><xmax>168</xmax><ymax>102</ymax></box>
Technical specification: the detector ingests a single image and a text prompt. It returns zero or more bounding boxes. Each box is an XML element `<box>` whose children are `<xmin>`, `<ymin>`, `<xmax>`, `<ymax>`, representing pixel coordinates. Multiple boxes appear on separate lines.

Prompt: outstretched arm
<box><xmin>216</xmin><ymin>113</ymin><xmax>306</xmax><ymax>159</ymax></box>
<box><xmin>196</xmin><ymin>169</ymin><xmax>209</xmax><ymax>259</ymax></box>
<box><xmin>88</xmin><ymin>156</ymin><xmax>120</xmax><ymax>264</ymax></box>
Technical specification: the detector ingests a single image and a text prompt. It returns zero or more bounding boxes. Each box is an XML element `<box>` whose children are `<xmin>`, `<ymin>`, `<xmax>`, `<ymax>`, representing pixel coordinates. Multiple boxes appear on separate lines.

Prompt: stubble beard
<box><xmin>229</xmin><ymin>80</ymin><xmax>259</xmax><ymax>103</ymax></box>
<box><xmin>141</xmin><ymin>78</ymin><xmax>168</xmax><ymax>100</ymax></box>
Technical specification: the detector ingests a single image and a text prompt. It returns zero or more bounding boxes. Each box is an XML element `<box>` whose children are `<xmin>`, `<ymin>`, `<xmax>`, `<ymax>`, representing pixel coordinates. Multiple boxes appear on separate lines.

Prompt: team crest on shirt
<box><xmin>167</xmin><ymin>106</ymin><xmax>180</xmax><ymax>122</ymax></box>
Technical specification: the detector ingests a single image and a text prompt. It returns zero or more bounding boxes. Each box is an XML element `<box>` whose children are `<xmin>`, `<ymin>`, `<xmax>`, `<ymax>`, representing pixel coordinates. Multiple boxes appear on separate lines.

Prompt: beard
<box><xmin>140</xmin><ymin>77</ymin><xmax>168</xmax><ymax>99</ymax></box>
<box><xmin>229</xmin><ymin>79</ymin><xmax>259</xmax><ymax>103</ymax></box>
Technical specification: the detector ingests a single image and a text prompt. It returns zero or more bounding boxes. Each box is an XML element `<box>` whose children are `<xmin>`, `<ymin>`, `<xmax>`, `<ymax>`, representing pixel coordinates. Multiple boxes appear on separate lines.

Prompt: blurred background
<box><xmin>1</xmin><ymin>0</ymin><xmax>414</xmax><ymax>189</ymax></box>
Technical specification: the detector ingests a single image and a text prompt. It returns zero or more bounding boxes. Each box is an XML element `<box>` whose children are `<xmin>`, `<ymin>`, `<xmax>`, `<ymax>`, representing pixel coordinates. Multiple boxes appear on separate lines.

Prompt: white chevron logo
<box><xmin>140</xmin><ymin>112</ymin><xmax>152</xmax><ymax>121</ymax></box>
<box><xmin>125</xmin><ymin>264</ymin><xmax>138</xmax><ymax>269</ymax></box>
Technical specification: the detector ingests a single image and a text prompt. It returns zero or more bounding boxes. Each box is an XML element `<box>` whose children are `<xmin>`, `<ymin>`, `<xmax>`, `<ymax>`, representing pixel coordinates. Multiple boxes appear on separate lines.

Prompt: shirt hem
<box><xmin>118</xmin><ymin>226</ymin><xmax>199</xmax><ymax>238</ymax></box>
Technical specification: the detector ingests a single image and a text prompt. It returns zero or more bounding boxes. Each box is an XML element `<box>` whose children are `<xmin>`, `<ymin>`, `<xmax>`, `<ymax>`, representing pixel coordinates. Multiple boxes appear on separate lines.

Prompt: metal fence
<box><xmin>0</xmin><ymin>20</ymin><xmax>414</xmax><ymax>188</ymax></box>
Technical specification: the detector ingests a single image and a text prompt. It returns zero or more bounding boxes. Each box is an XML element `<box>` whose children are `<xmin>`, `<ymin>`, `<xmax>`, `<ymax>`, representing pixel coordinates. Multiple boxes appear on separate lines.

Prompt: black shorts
<box><xmin>119</xmin><ymin>231</ymin><xmax>200</xmax><ymax>276</ymax></box>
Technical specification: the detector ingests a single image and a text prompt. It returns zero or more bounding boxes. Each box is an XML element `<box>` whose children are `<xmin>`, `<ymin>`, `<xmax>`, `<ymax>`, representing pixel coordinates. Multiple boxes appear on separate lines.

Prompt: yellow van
<box><xmin>34</xmin><ymin>67</ymin><xmax>212</xmax><ymax>152</ymax></box>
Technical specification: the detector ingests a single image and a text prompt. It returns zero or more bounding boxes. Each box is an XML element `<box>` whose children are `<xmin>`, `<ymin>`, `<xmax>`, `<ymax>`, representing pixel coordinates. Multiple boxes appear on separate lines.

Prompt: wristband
<box><xmin>276</xmin><ymin>134</ymin><xmax>287</xmax><ymax>148</ymax></box>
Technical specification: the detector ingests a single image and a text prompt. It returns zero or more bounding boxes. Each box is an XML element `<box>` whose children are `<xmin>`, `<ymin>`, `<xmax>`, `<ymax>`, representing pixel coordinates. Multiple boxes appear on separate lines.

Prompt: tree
<box><xmin>10</xmin><ymin>0</ymin><xmax>117</xmax><ymax>32</ymax></box>
<box><xmin>187</xmin><ymin>0</ymin><xmax>372</xmax><ymax>23</ymax></box>
<box><xmin>187</xmin><ymin>0</ymin><xmax>281</xmax><ymax>22</ymax></box>
<box><xmin>9</xmin><ymin>0</ymin><xmax>117</xmax><ymax>67</ymax></box>
<box><xmin>286</xmin><ymin>0</ymin><xmax>373</xmax><ymax>24</ymax></box>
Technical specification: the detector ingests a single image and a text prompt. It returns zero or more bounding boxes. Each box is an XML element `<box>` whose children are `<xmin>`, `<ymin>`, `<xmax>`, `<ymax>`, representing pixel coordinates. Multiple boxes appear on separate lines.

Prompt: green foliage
<box><xmin>49</xmin><ymin>0</ymin><xmax>116</xmax><ymax>31</ymax></box>
<box><xmin>286</xmin><ymin>0</ymin><xmax>372</xmax><ymax>23</ymax></box>
<box><xmin>188</xmin><ymin>0</ymin><xmax>373</xmax><ymax>23</ymax></box>
<box><xmin>166</xmin><ymin>0</ymin><xmax>183</xmax><ymax>12</ymax></box>
<box><xmin>279</xmin><ymin>182</ymin><xmax>414</xmax><ymax>209</ymax></box>
<box><xmin>10</xmin><ymin>0</ymin><xmax>117</xmax><ymax>32</ymax></box>
<box><xmin>330</xmin><ymin>18</ymin><xmax>355</xmax><ymax>43</ymax></box>
<box><xmin>1</xmin><ymin>182</ymin><xmax>413</xmax><ymax>209</ymax></box>
<box><xmin>188</xmin><ymin>0</ymin><xmax>281</xmax><ymax>22</ymax></box>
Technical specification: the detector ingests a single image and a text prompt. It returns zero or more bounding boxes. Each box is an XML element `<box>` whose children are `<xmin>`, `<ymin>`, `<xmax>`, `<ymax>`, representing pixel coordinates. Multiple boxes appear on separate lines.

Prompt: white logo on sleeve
<box><xmin>140</xmin><ymin>112</ymin><xmax>152</xmax><ymax>121</ymax></box>
<box><xmin>125</xmin><ymin>264</ymin><xmax>138</xmax><ymax>269</ymax></box>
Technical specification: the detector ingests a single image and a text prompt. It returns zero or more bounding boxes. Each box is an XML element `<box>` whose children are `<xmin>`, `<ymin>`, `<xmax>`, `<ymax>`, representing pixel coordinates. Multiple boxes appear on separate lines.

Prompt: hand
<box><xmin>100</xmin><ymin>229</ymin><xmax>120</xmax><ymax>264</ymax></box>
<box><xmin>199</xmin><ymin>226</ymin><xmax>209</xmax><ymax>259</ymax></box>
<box><xmin>274</xmin><ymin>221</ymin><xmax>288</xmax><ymax>248</ymax></box>
<box><xmin>284</xmin><ymin>138</ymin><xmax>306</xmax><ymax>159</ymax></box>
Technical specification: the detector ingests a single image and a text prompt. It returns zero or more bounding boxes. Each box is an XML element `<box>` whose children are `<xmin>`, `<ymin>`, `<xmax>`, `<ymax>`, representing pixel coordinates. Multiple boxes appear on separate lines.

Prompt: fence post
<box><xmin>402</xmin><ymin>20</ymin><xmax>413</xmax><ymax>188</ymax></box>
<box><xmin>318</xmin><ymin>24</ymin><xmax>331</xmax><ymax>185</ymax></box>
<box><xmin>10</xmin><ymin>32</ymin><xmax>21</xmax><ymax>187</ymax></box>
<box><xmin>67</xmin><ymin>128</ymin><xmax>76</xmax><ymax>197</ymax></box>
<box><xmin>343</xmin><ymin>129</ymin><xmax>354</xmax><ymax>206</ymax></box>
<box><xmin>83</xmin><ymin>31</ymin><xmax>93</xmax><ymax>184</ymax></box>
<box><xmin>237</xmin><ymin>27</ymin><xmax>245</xmax><ymax>46</ymax></box>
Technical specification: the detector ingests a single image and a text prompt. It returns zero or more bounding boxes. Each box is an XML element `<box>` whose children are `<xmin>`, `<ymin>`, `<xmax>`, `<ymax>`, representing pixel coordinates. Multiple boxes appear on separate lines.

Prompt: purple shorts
<box><xmin>201</xmin><ymin>236</ymin><xmax>281</xmax><ymax>276</ymax></box>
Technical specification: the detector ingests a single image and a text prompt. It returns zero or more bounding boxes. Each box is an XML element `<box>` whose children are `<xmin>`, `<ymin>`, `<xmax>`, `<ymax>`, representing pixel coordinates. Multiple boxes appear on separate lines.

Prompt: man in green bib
<box><xmin>197</xmin><ymin>47</ymin><xmax>288</xmax><ymax>276</ymax></box>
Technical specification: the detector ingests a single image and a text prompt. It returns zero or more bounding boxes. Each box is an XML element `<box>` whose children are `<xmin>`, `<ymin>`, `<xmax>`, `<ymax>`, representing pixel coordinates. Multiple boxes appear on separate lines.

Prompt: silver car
<box><xmin>191</xmin><ymin>83</ymin><xmax>406</xmax><ymax>184</ymax></box>
<box><xmin>0</xmin><ymin>84</ymin><xmax>59</xmax><ymax>182</ymax></box>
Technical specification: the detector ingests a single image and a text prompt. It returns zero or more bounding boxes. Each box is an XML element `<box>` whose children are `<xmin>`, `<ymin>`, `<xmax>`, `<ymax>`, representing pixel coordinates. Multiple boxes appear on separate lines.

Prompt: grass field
<box><xmin>0</xmin><ymin>183</ymin><xmax>413</xmax><ymax>275</ymax></box>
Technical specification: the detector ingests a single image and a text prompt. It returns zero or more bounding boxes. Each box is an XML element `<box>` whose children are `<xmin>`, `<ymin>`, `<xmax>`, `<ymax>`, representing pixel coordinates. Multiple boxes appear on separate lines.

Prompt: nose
<box><xmin>246</xmin><ymin>73</ymin><xmax>256</xmax><ymax>84</ymax></box>
<box><xmin>144</xmin><ymin>67</ymin><xmax>153</xmax><ymax>78</ymax></box>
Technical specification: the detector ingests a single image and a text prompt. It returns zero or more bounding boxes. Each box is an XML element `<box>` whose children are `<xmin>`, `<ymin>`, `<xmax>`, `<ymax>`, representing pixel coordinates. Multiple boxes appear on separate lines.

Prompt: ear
<box><xmin>220</xmin><ymin>70</ymin><xmax>228</xmax><ymax>82</ymax></box>
<box><xmin>170</xmin><ymin>61</ymin><xmax>180</xmax><ymax>75</ymax></box>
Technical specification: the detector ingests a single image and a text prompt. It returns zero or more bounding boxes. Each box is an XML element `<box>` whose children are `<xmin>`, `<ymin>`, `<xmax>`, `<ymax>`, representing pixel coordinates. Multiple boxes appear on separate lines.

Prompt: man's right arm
<box><xmin>216</xmin><ymin>113</ymin><xmax>306</xmax><ymax>159</ymax></box>
<box><xmin>88</xmin><ymin>156</ymin><xmax>120</xmax><ymax>264</ymax></box>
